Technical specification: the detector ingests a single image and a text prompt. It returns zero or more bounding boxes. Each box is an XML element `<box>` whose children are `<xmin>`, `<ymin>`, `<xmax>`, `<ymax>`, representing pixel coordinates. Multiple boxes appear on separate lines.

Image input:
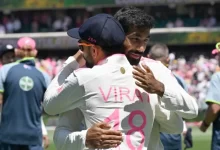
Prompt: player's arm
<box><xmin>157</xmin><ymin>64</ymin><xmax>198</xmax><ymax>119</ymax></box>
<box><xmin>133</xmin><ymin>62</ymin><xmax>198</xmax><ymax>119</ymax></box>
<box><xmin>200</xmin><ymin>73</ymin><xmax>220</xmax><ymax>132</ymax></box>
<box><xmin>54</xmin><ymin>109</ymin><xmax>122</xmax><ymax>150</ymax></box>
<box><xmin>183</xmin><ymin>121</ymin><xmax>188</xmax><ymax>134</ymax></box>
<box><xmin>43</xmin><ymin>52</ymin><xmax>85</xmax><ymax>115</ymax></box>
<box><xmin>43</xmin><ymin>67</ymin><xmax>85</xmax><ymax>115</ymax></box>
<box><xmin>54</xmin><ymin>109</ymin><xmax>87</xmax><ymax>150</ymax></box>
<box><xmin>0</xmin><ymin>67</ymin><xmax>5</xmax><ymax>105</ymax></box>
<box><xmin>41</xmin><ymin>117</ymin><xmax>50</xmax><ymax>149</ymax></box>
<box><xmin>41</xmin><ymin>116</ymin><xmax>48</xmax><ymax>136</ymax></box>
<box><xmin>0</xmin><ymin>93</ymin><xmax>3</xmax><ymax>105</ymax></box>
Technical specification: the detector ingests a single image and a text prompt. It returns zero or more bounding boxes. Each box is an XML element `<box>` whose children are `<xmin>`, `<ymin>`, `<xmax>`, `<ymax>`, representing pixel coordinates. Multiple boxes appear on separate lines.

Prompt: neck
<box><xmin>94</xmin><ymin>50</ymin><xmax>106</xmax><ymax>65</ymax></box>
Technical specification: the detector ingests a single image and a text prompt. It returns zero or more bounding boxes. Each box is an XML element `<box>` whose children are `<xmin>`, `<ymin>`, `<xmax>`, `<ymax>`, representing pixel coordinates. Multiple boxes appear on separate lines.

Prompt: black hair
<box><xmin>114</xmin><ymin>6</ymin><xmax>155</xmax><ymax>33</ymax></box>
<box><xmin>102</xmin><ymin>45</ymin><xmax>125</xmax><ymax>56</ymax></box>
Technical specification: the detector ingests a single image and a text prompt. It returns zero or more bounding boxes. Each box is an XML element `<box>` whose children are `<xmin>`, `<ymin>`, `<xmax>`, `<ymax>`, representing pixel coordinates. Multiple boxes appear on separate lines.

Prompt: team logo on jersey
<box><xmin>120</xmin><ymin>67</ymin><xmax>125</xmax><ymax>74</ymax></box>
<box><xmin>19</xmin><ymin>76</ymin><xmax>34</xmax><ymax>91</ymax></box>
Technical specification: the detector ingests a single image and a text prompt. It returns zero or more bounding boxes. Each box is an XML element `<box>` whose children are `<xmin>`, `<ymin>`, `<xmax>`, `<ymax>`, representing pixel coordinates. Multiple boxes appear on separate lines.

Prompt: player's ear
<box><xmin>123</xmin><ymin>37</ymin><xmax>131</xmax><ymax>50</ymax></box>
<box><xmin>15</xmin><ymin>48</ymin><xmax>24</xmax><ymax>57</ymax></box>
<box><xmin>92</xmin><ymin>45</ymin><xmax>100</xmax><ymax>59</ymax></box>
<box><xmin>166</xmin><ymin>57</ymin><xmax>170</xmax><ymax>65</ymax></box>
<box><xmin>31</xmin><ymin>49</ymin><xmax>38</xmax><ymax>57</ymax></box>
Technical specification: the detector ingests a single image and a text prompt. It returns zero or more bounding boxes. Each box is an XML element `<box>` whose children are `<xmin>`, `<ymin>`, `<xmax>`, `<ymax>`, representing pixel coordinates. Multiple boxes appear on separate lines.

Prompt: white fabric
<box><xmin>44</xmin><ymin>55</ymin><xmax>198</xmax><ymax>150</ymax></box>
<box><xmin>41</xmin><ymin>117</ymin><xmax>48</xmax><ymax>135</ymax></box>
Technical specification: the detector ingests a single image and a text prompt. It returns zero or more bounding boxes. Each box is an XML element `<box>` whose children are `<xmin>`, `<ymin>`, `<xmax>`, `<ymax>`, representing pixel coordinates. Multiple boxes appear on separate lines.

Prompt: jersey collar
<box><xmin>16</xmin><ymin>57</ymin><xmax>36</xmax><ymax>66</ymax></box>
<box><xmin>97</xmin><ymin>54</ymin><xmax>130</xmax><ymax>66</ymax></box>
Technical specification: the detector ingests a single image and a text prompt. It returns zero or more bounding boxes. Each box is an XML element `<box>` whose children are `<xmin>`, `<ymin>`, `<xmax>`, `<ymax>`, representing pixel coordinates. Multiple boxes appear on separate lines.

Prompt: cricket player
<box><xmin>147</xmin><ymin>44</ymin><xmax>189</xmax><ymax>150</ymax></box>
<box><xmin>199</xmin><ymin>48</ymin><xmax>220</xmax><ymax>150</ymax></box>
<box><xmin>0</xmin><ymin>44</ymin><xmax>16</xmax><ymax>123</ymax></box>
<box><xmin>44</xmin><ymin>12</ymin><xmax>197</xmax><ymax>149</ymax></box>
<box><xmin>0</xmin><ymin>44</ymin><xmax>50</xmax><ymax>149</ymax></box>
<box><xmin>48</xmin><ymin>7</ymin><xmax>197</xmax><ymax>150</ymax></box>
<box><xmin>0</xmin><ymin>37</ymin><xmax>50</xmax><ymax>150</ymax></box>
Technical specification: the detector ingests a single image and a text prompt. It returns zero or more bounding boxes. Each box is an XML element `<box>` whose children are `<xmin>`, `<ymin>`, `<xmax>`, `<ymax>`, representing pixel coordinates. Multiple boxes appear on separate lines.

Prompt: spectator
<box><xmin>0</xmin><ymin>22</ymin><xmax>5</xmax><ymax>34</ymax></box>
<box><xmin>175</xmin><ymin>18</ymin><xmax>184</xmax><ymax>27</ymax></box>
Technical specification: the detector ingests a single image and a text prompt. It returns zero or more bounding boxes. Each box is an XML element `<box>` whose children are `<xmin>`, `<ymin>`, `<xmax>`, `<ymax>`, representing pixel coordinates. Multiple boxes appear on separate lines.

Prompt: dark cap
<box><xmin>67</xmin><ymin>13</ymin><xmax>125</xmax><ymax>48</ymax></box>
<box><xmin>0</xmin><ymin>44</ymin><xmax>14</xmax><ymax>57</ymax></box>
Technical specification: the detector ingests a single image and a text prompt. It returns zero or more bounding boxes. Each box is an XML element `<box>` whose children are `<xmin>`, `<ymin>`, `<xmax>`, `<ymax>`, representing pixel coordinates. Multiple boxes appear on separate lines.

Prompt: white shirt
<box><xmin>44</xmin><ymin>55</ymin><xmax>198</xmax><ymax>150</ymax></box>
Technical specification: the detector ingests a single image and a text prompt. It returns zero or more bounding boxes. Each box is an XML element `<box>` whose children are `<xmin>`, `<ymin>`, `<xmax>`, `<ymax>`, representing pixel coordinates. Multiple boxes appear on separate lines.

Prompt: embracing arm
<box><xmin>43</xmin><ymin>52</ymin><xmax>85</xmax><ymax>115</ymax></box>
<box><xmin>133</xmin><ymin>62</ymin><xmax>198</xmax><ymax>119</ymax></box>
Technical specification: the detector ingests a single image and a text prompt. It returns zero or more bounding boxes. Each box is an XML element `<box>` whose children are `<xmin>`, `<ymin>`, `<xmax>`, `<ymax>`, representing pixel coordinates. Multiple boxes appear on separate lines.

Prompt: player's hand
<box><xmin>74</xmin><ymin>50</ymin><xmax>85</xmax><ymax>67</ymax></box>
<box><xmin>85</xmin><ymin>122</ymin><xmax>123</xmax><ymax>149</ymax></box>
<box><xmin>43</xmin><ymin>135</ymin><xmax>50</xmax><ymax>149</ymax></box>
<box><xmin>133</xmin><ymin>63</ymin><xmax>164</xmax><ymax>97</ymax></box>
<box><xmin>199</xmin><ymin>121</ymin><xmax>209</xmax><ymax>132</ymax></box>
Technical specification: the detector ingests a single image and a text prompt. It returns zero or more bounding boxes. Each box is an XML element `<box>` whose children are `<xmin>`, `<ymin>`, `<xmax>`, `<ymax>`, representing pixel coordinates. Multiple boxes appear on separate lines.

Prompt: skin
<box><xmin>124</xmin><ymin>27</ymin><xmax>150</xmax><ymax>66</ymax></box>
<box><xmin>1</xmin><ymin>51</ymin><xmax>15</xmax><ymax>65</ymax></box>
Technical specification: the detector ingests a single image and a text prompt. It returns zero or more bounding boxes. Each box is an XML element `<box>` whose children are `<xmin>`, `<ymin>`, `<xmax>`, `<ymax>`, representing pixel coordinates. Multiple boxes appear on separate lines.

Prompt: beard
<box><xmin>83</xmin><ymin>55</ymin><xmax>94</xmax><ymax>68</ymax></box>
<box><xmin>85</xmin><ymin>61</ymin><xmax>94</xmax><ymax>68</ymax></box>
<box><xmin>126</xmin><ymin>50</ymin><xmax>144</xmax><ymax>66</ymax></box>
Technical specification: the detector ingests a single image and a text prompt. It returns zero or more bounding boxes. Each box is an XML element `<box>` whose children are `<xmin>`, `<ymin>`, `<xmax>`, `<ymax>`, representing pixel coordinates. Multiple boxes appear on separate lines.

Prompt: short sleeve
<box><xmin>43</xmin><ymin>72</ymin><xmax>51</xmax><ymax>88</ymax></box>
<box><xmin>206</xmin><ymin>73</ymin><xmax>220</xmax><ymax>105</ymax></box>
<box><xmin>0</xmin><ymin>68</ymin><xmax>5</xmax><ymax>93</ymax></box>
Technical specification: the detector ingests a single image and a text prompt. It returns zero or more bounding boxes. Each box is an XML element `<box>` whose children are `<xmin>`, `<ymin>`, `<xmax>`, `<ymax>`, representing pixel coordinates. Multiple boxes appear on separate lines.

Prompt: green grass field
<box><xmin>46</xmin><ymin>127</ymin><xmax>212</xmax><ymax>150</ymax></box>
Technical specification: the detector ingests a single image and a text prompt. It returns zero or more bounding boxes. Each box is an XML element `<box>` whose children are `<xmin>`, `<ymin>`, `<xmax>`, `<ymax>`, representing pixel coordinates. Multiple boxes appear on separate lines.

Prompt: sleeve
<box><xmin>155</xmin><ymin>104</ymin><xmax>184</xmax><ymax>134</ymax></box>
<box><xmin>41</xmin><ymin>117</ymin><xmax>48</xmax><ymax>135</ymax></box>
<box><xmin>154</xmin><ymin>63</ymin><xmax>198</xmax><ymax>119</ymax></box>
<box><xmin>183</xmin><ymin>121</ymin><xmax>187</xmax><ymax>133</ymax></box>
<box><xmin>174</xmin><ymin>74</ymin><xmax>188</xmax><ymax>91</ymax></box>
<box><xmin>205</xmin><ymin>73</ymin><xmax>220</xmax><ymax>105</ymax></box>
<box><xmin>43</xmin><ymin>73</ymin><xmax>51</xmax><ymax>88</ymax></box>
<box><xmin>0</xmin><ymin>67</ymin><xmax>5</xmax><ymax>93</ymax></box>
<box><xmin>53</xmin><ymin>108</ymin><xmax>87</xmax><ymax>150</ymax></box>
<box><xmin>43</xmin><ymin>57</ymin><xmax>85</xmax><ymax>115</ymax></box>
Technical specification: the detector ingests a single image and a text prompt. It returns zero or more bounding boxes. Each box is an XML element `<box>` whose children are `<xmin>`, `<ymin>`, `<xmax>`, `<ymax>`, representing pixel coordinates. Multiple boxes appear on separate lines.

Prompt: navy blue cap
<box><xmin>67</xmin><ymin>13</ymin><xmax>125</xmax><ymax>49</ymax></box>
<box><xmin>0</xmin><ymin>44</ymin><xmax>14</xmax><ymax>57</ymax></box>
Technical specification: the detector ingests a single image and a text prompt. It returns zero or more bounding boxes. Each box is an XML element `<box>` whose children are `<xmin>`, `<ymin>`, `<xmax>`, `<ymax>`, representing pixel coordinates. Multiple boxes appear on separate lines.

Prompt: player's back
<box><xmin>74</xmin><ymin>55</ymin><xmax>154</xmax><ymax>150</ymax></box>
<box><xmin>0</xmin><ymin>58</ymin><xmax>50</xmax><ymax>145</ymax></box>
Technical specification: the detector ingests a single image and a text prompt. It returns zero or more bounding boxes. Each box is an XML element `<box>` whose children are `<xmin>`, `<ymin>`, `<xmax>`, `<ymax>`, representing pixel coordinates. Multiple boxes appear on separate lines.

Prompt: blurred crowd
<box><xmin>0</xmin><ymin>54</ymin><xmax>212</xmax><ymax>110</ymax></box>
<box><xmin>170</xmin><ymin>54</ymin><xmax>219</xmax><ymax>109</ymax></box>
<box><xmin>0</xmin><ymin>5</ymin><xmax>219</xmax><ymax>34</ymax></box>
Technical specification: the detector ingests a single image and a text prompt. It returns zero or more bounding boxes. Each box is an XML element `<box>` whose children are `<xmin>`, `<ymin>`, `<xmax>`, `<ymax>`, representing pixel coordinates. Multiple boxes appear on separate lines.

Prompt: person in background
<box><xmin>0</xmin><ymin>44</ymin><xmax>16</xmax><ymax>65</ymax></box>
<box><xmin>199</xmin><ymin>46</ymin><xmax>220</xmax><ymax>150</ymax></box>
<box><xmin>0</xmin><ymin>38</ymin><xmax>50</xmax><ymax>150</ymax></box>
<box><xmin>148</xmin><ymin>43</ymin><xmax>192</xmax><ymax>150</ymax></box>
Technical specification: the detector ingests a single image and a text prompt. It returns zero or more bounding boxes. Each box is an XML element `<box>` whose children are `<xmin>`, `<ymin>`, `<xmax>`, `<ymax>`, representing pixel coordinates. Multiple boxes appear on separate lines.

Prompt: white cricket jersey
<box><xmin>44</xmin><ymin>55</ymin><xmax>198</xmax><ymax>150</ymax></box>
<box><xmin>44</xmin><ymin>54</ymin><xmax>158</xmax><ymax>150</ymax></box>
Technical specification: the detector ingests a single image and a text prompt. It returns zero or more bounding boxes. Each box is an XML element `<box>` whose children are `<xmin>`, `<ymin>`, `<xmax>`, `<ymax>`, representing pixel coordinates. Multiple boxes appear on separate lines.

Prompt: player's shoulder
<box><xmin>74</xmin><ymin>67</ymin><xmax>96</xmax><ymax>85</ymax></box>
<box><xmin>74</xmin><ymin>65</ymin><xmax>110</xmax><ymax>85</ymax></box>
<box><xmin>140</xmin><ymin>57</ymin><xmax>160</xmax><ymax>64</ymax></box>
<box><xmin>0</xmin><ymin>62</ymin><xmax>19</xmax><ymax>72</ymax></box>
<box><xmin>140</xmin><ymin>57</ymin><xmax>169</xmax><ymax>72</ymax></box>
<box><xmin>140</xmin><ymin>57</ymin><xmax>165</xmax><ymax>68</ymax></box>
